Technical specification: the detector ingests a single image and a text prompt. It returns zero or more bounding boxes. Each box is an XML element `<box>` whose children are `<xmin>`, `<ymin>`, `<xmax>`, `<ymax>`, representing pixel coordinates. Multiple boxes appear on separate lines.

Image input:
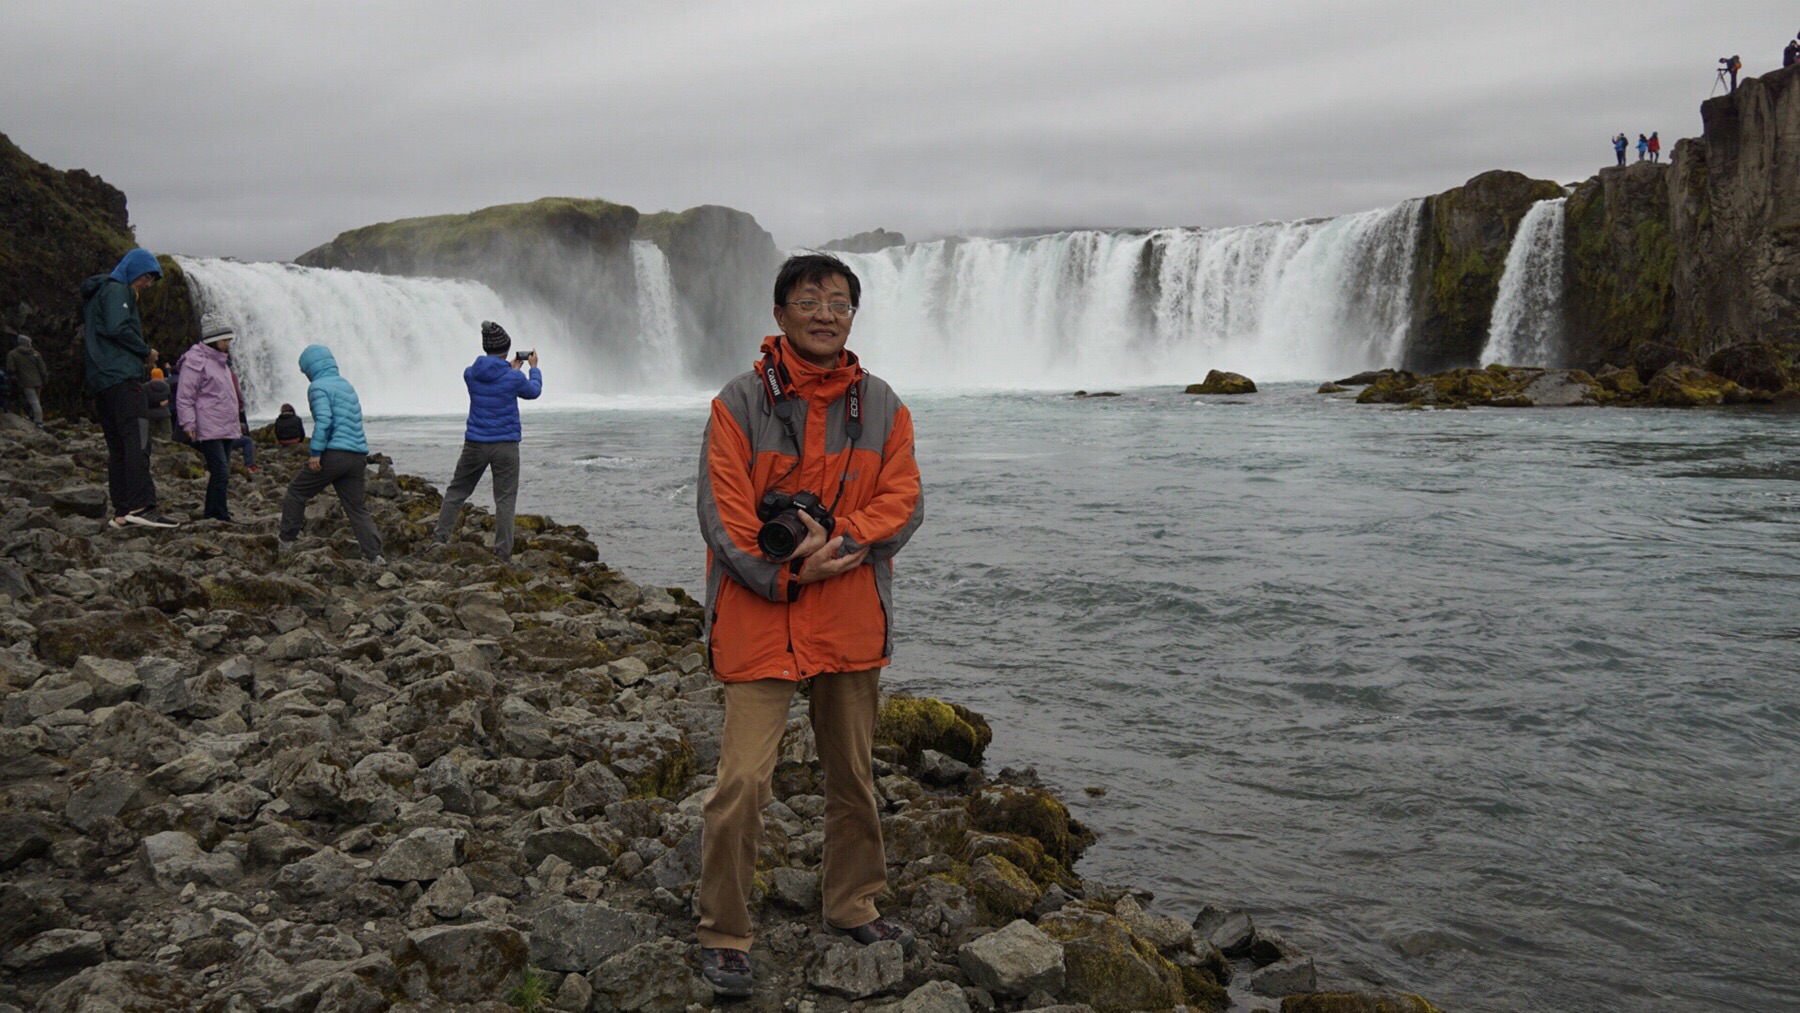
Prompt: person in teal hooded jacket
<box><xmin>277</xmin><ymin>344</ymin><xmax>384</xmax><ymax>562</ymax></box>
<box><xmin>81</xmin><ymin>248</ymin><xmax>178</xmax><ymax>529</ymax></box>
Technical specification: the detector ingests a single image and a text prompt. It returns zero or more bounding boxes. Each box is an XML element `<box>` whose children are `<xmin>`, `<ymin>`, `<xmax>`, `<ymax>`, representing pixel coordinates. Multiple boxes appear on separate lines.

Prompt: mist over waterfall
<box><xmin>1480</xmin><ymin>198</ymin><xmax>1568</xmax><ymax>367</ymax></box>
<box><xmin>838</xmin><ymin>199</ymin><xmax>1424</xmax><ymax>388</ymax></box>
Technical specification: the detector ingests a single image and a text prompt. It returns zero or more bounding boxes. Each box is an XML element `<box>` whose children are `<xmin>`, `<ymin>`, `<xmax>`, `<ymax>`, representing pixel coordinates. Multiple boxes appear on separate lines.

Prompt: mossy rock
<box><xmin>1185</xmin><ymin>370</ymin><xmax>1257</xmax><ymax>395</ymax></box>
<box><xmin>115</xmin><ymin>566</ymin><xmax>211</xmax><ymax>613</ymax></box>
<box><xmin>876</xmin><ymin>695</ymin><xmax>993</xmax><ymax>767</ymax></box>
<box><xmin>1038</xmin><ymin>907</ymin><xmax>1226</xmax><ymax>1013</ymax></box>
<box><xmin>36</xmin><ymin>607</ymin><xmax>181</xmax><ymax>666</ymax></box>
<box><xmin>1281</xmin><ymin>993</ymin><xmax>1444</xmax><ymax>1013</ymax></box>
<box><xmin>963</xmin><ymin>853</ymin><xmax>1041</xmax><ymax>921</ymax></box>
<box><xmin>137</xmin><ymin>254</ymin><xmax>200</xmax><ymax>361</ymax></box>
<box><xmin>1642</xmin><ymin>364</ymin><xmax>1742</xmax><ymax>406</ymax></box>
<box><xmin>502</xmin><ymin>625</ymin><xmax>611</xmax><ymax>673</ymax></box>
<box><xmin>968</xmin><ymin>784</ymin><xmax>1095</xmax><ymax>870</ymax></box>
<box><xmin>297</xmin><ymin>197</ymin><xmax>638</xmax><ymax>276</ymax></box>
<box><xmin>961</xmin><ymin>829</ymin><xmax>1075</xmax><ymax>889</ymax></box>
<box><xmin>201</xmin><ymin>572</ymin><xmax>325</xmax><ymax>610</ymax></box>
<box><xmin>1704</xmin><ymin>342</ymin><xmax>1792</xmax><ymax>392</ymax></box>
<box><xmin>1317</xmin><ymin>382</ymin><xmax>1349</xmax><ymax>394</ymax></box>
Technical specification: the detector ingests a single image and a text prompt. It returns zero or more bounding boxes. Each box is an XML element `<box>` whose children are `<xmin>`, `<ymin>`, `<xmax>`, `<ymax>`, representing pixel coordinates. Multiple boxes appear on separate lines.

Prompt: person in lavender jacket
<box><xmin>175</xmin><ymin>323</ymin><xmax>245</xmax><ymax>522</ymax></box>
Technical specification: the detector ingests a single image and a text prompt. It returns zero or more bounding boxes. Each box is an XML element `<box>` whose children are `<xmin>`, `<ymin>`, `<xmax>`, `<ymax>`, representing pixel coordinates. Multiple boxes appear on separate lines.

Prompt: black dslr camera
<box><xmin>757</xmin><ymin>490</ymin><xmax>834</xmax><ymax>560</ymax></box>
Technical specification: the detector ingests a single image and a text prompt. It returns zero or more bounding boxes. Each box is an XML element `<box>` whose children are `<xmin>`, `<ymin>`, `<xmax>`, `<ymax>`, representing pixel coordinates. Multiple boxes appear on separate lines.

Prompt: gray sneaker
<box><xmin>828</xmin><ymin>917</ymin><xmax>916</xmax><ymax>957</ymax></box>
<box><xmin>699</xmin><ymin>947</ymin><xmax>752</xmax><ymax>998</ymax></box>
<box><xmin>121</xmin><ymin>509</ymin><xmax>180</xmax><ymax>529</ymax></box>
<box><xmin>276</xmin><ymin>539</ymin><xmax>295</xmax><ymax>558</ymax></box>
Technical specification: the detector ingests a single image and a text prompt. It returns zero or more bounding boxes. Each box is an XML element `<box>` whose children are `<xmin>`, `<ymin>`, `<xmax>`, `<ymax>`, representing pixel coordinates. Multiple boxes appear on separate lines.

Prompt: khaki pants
<box><xmin>697</xmin><ymin>669</ymin><xmax>885</xmax><ymax>950</ymax></box>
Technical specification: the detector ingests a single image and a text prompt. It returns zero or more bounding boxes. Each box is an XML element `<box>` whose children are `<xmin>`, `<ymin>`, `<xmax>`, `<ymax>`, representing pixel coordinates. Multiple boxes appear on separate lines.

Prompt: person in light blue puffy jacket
<box><xmin>431</xmin><ymin>321</ymin><xmax>542</xmax><ymax>563</ymax></box>
<box><xmin>277</xmin><ymin>344</ymin><xmax>384</xmax><ymax>563</ymax></box>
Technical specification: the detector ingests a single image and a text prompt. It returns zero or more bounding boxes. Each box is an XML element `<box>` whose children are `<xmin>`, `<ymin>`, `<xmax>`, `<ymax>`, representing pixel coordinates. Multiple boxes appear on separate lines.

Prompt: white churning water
<box><xmin>837</xmin><ymin>199</ymin><xmax>1424</xmax><ymax>389</ymax></box>
<box><xmin>1480</xmin><ymin>197</ymin><xmax>1569</xmax><ymax>368</ymax></box>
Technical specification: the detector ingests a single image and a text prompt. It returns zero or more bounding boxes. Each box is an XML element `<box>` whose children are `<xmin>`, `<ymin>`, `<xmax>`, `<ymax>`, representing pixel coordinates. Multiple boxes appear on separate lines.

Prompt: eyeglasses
<box><xmin>785</xmin><ymin>299</ymin><xmax>857</xmax><ymax>318</ymax></box>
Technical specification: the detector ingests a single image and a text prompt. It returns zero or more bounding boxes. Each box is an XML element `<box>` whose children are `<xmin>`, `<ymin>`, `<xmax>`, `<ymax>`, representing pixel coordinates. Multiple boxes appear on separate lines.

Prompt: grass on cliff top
<box><xmin>0</xmin><ymin>132</ymin><xmax>135</xmax><ymax>274</ymax></box>
<box><xmin>300</xmin><ymin>197</ymin><xmax>637</xmax><ymax>265</ymax></box>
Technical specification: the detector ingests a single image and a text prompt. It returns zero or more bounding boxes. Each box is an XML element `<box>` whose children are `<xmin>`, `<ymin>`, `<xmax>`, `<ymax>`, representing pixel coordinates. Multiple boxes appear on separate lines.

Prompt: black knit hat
<box><xmin>481</xmin><ymin>320</ymin><xmax>511</xmax><ymax>355</ymax></box>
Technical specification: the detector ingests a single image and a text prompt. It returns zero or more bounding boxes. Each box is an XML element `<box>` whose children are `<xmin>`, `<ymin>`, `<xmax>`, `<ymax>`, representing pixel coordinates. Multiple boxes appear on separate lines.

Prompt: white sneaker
<box><xmin>121</xmin><ymin>509</ymin><xmax>180</xmax><ymax>529</ymax></box>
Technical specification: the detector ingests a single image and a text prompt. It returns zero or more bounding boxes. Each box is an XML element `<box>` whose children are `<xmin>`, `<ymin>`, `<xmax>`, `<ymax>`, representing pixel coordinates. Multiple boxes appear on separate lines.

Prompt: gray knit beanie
<box><xmin>481</xmin><ymin>321</ymin><xmax>511</xmax><ymax>355</ymax></box>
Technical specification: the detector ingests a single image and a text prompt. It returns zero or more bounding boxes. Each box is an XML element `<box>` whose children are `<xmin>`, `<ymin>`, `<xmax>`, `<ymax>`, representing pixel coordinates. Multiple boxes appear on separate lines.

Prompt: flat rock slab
<box><xmin>402</xmin><ymin>921</ymin><xmax>526</xmax><ymax>1003</ymax></box>
<box><xmin>1</xmin><ymin>929</ymin><xmax>106</xmax><ymax>972</ymax></box>
<box><xmin>808</xmin><ymin>939</ymin><xmax>906</xmax><ymax>999</ymax></box>
<box><xmin>372</xmin><ymin>827</ymin><xmax>465</xmax><ymax>882</ymax></box>
<box><xmin>585</xmin><ymin>939</ymin><xmax>712</xmax><ymax>1011</ymax></box>
<box><xmin>140</xmin><ymin>830</ymin><xmax>243</xmax><ymax>890</ymax></box>
<box><xmin>528</xmin><ymin>901</ymin><xmax>658</xmax><ymax>972</ymax></box>
<box><xmin>959</xmin><ymin>919</ymin><xmax>1065</xmax><ymax>998</ymax></box>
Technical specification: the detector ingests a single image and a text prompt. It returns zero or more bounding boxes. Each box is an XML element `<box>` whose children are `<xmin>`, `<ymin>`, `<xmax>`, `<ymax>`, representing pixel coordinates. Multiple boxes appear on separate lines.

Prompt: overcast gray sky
<box><xmin>3</xmin><ymin>1</ymin><xmax>1792</xmax><ymax>261</ymax></box>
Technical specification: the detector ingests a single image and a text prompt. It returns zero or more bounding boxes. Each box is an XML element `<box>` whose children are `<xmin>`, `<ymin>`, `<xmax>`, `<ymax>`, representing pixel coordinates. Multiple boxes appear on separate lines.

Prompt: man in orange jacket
<box><xmin>695</xmin><ymin>253</ymin><xmax>924</xmax><ymax>997</ymax></box>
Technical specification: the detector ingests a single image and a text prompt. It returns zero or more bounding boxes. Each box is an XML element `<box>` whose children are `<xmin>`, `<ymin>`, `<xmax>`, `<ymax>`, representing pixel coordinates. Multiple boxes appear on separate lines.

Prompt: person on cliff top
<box><xmin>1727</xmin><ymin>54</ymin><xmax>1742</xmax><ymax>90</ymax></box>
<box><xmin>277</xmin><ymin>344</ymin><xmax>385</xmax><ymax>564</ymax></box>
<box><xmin>1613</xmin><ymin>133</ymin><xmax>1628</xmax><ymax>166</ymax></box>
<box><xmin>7</xmin><ymin>335</ymin><xmax>47</xmax><ymax>426</ymax></box>
<box><xmin>430</xmin><ymin>320</ymin><xmax>541</xmax><ymax>563</ymax></box>
<box><xmin>81</xmin><ymin>248</ymin><xmax>178</xmax><ymax>529</ymax></box>
<box><xmin>175</xmin><ymin>323</ymin><xmax>245</xmax><ymax>522</ymax></box>
<box><xmin>273</xmin><ymin>403</ymin><xmax>306</xmax><ymax>446</ymax></box>
<box><xmin>1649</xmin><ymin>132</ymin><xmax>1661</xmax><ymax>162</ymax></box>
<box><xmin>1784</xmin><ymin>37</ymin><xmax>1797</xmax><ymax>68</ymax></box>
<box><xmin>1637</xmin><ymin>134</ymin><xmax>1649</xmax><ymax>161</ymax></box>
<box><xmin>144</xmin><ymin>367</ymin><xmax>172</xmax><ymax>442</ymax></box>
<box><xmin>693</xmin><ymin>253</ymin><xmax>925</xmax><ymax>998</ymax></box>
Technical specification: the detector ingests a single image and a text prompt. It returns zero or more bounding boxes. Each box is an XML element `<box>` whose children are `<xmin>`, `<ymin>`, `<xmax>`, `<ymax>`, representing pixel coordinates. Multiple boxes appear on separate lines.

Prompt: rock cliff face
<box><xmin>1665</xmin><ymin>63</ymin><xmax>1800</xmax><ymax>355</ymax></box>
<box><xmin>1403</xmin><ymin>170</ymin><xmax>1567</xmax><ymax>372</ymax></box>
<box><xmin>820</xmin><ymin>227</ymin><xmax>906</xmax><ymax>255</ymax></box>
<box><xmin>0</xmin><ymin>133</ymin><xmax>198</xmax><ymax>417</ymax></box>
<box><xmin>635</xmin><ymin>205</ymin><xmax>781</xmax><ymax>381</ymax></box>
<box><xmin>296</xmin><ymin>198</ymin><xmax>643</xmax><ymax>356</ymax></box>
<box><xmin>1561</xmin><ymin>162</ymin><xmax>1677</xmax><ymax>368</ymax></box>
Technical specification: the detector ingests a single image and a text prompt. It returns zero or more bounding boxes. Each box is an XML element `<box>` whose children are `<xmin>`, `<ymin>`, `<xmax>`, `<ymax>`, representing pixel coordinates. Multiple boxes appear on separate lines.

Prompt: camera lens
<box><xmin>758</xmin><ymin>514</ymin><xmax>807</xmax><ymax>560</ymax></box>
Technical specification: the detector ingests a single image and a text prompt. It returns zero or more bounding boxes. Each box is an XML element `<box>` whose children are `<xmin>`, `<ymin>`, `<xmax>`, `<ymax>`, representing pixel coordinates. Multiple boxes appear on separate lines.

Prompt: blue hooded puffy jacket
<box><xmin>298</xmin><ymin>344</ymin><xmax>369</xmax><ymax>455</ymax></box>
<box><xmin>461</xmin><ymin>354</ymin><xmax>542</xmax><ymax>442</ymax></box>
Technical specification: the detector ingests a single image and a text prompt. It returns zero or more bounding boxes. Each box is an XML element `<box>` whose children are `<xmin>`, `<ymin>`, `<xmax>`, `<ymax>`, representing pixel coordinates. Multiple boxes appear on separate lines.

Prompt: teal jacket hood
<box><xmin>299</xmin><ymin>344</ymin><xmax>339</xmax><ymax>381</ymax></box>
<box><xmin>109</xmin><ymin>249</ymin><xmax>162</xmax><ymax>284</ymax></box>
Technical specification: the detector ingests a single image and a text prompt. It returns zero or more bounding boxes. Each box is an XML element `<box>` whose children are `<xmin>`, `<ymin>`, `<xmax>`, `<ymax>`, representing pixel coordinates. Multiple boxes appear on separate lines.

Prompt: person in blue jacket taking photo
<box><xmin>431</xmin><ymin>320</ymin><xmax>542</xmax><ymax>563</ymax></box>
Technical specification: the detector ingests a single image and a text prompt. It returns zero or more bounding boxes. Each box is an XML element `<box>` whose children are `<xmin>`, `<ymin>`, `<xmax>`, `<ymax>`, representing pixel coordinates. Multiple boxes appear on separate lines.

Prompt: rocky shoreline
<box><xmin>0</xmin><ymin>415</ymin><xmax>1439</xmax><ymax>1013</ymax></box>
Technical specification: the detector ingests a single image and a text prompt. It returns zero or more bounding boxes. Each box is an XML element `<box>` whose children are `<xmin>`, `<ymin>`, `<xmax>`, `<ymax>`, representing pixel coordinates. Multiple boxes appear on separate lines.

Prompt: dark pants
<box><xmin>432</xmin><ymin>440</ymin><xmax>521</xmax><ymax>561</ymax></box>
<box><xmin>94</xmin><ymin>380</ymin><xmax>157</xmax><ymax>518</ymax></box>
<box><xmin>279</xmin><ymin>450</ymin><xmax>384</xmax><ymax>561</ymax></box>
<box><xmin>198</xmin><ymin>439</ymin><xmax>233</xmax><ymax>520</ymax></box>
<box><xmin>233</xmin><ymin>435</ymin><xmax>256</xmax><ymax>468</ymax></box>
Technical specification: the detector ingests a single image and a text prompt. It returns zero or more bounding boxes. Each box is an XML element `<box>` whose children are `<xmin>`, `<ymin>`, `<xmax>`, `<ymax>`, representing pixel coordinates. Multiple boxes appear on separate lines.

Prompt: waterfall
<box><xmin>837</xmin><ymin>199</ymin><xmax>1424</xmax><ymax>388</ymax></box>
<box><xmin>175</xmin><ymin>257</ymin><xmax>692</xmax><ymax>416</ymax></box>
<box><xmin>1480</xmin><ymin>198</ymin><xmax>1568</xmax><ymax>367</ymax></box>
<box><xmin>630</xmin><ymin>241</ymin><xmax>685</xmax><ymax>376</ymax></box>
<box><xmin>179</xmin><ymin>199</ymin><xmax>1439</xmax><ymax>405</ymax></box>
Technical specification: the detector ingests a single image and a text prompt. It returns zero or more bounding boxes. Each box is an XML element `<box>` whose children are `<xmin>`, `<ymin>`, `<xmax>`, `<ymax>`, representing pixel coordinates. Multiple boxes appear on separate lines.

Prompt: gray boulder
<box><xmin>585</xmin><ymin>938</ymin><xmax>712</xmax><ymax>1012</ymax></box>
<box><xmin>147</xmin><ymin>750</ymin><xmax>233</xmax><ymax>795</ymax></box>
<box><xmin>64</xmin><ymin>770</ymin><xmax>146</xmax><ymax>833</ymax></box>
<box><xmin>419</xmin><ymin>866</ymin><xmax>474</xmax><ymax>919</ymax></box>
<box><xmin>768</xmin><ymin>867</ymin><xmax>821</xmax><ymax>911</ymax></box>
<box><xmin>0</xmin><ymin>928</ymin><xmax>106</xmax><ymax>972</ymax></box>
<box><xmin>527</xmin><ymin>901</ymin><xmax>657</xmax><ymax>972</ymax></box>
<box><xmin>275</xmin><ymin>847</ymin><xmax>371</xmax><ymax>901</ymax></box>
<box><xmin>71</xmin><ymin>655</ymin><xmax>142</xmax><ymax>706</ymax></box>
<box><xmin>141</xmin><ymin>831</ymin><xmax>243</xmax><ymax>890</ymax></box>
<box><xmin>1193</xmin><ymin>905</ymin><xmax>1255</xmax><ymax>957</ymax></box>
<box><xmin>0</xmin><ymin>813</ymin><xmax>53</xmax><ymax>870</ymax></box>
<box><xmin>420</xmin><ymin>755</ymin><xmax>475</xmax><ymax>814</ymax></box>
<box><xmin>522</xmin><ymin>823</ymin><xmax>622</xmax><ymax>870</ymax></box>
<box><xmin>808</xmin><ymin>938</ymin><xmax>906</xmax><ymax>999</ymax></box>
<box><xmin>371</xmin><ymin>827</ymin><xmax>465</xmax><ymax>882</ymax></box>
<box><xmin>894</xmin><ymin>979</ymin><xmax>974</xmax><ymax>1013</ymax></box>
<box><xmin>958</xmin><ymin>919</ymin><xmax>1065</xmax><ymax>998</ymax></box>
<box><xmin>1250</xmin><ymin>955</ymin><xmax>1318</xmax><ymax>997</ymax></box>
<box><xmin>456</xmin><ymin>594</ymin><xmax>514</xmax><ymax>637</ymax></box>
<box><xmin>400</xmin><ymin>921</ymin><xmax>526</xmax><ymax>1003</ymax></box>
<box><xmin>563</xmin><ymin>760</ymin><xmax>628</xmax><ymax>817</ymax></box>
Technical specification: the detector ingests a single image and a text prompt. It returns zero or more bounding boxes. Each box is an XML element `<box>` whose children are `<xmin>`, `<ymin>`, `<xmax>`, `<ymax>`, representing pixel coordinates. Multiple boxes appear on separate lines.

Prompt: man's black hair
<box><xmin>774</xmin><ymin>253</ymin><xmax>861</xmax><ymax>309</ymax></box>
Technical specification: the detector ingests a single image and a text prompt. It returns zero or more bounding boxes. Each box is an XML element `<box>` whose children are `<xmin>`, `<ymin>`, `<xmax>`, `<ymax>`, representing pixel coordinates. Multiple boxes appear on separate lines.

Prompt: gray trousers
<box><xmin>20</xmin><ymin>387</ymin><xmax>41</xmax><ymax>425</ymax></box>
<box><xmin>279</xmin><ymin>450</ymin><xmax>384</xmax><ymax>561</ymax></box>
<box><xmin>432</xmin><ymin>440</ymin><xmax>521</xmax><ymax>561</ymax></box>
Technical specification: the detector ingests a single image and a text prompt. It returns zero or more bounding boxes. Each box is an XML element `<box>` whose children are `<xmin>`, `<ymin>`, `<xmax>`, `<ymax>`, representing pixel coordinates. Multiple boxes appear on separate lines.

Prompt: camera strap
<box><xmin>760</xmin><ymin>349</ymin><xmax>864</xmax><ymax>526</ymax></box>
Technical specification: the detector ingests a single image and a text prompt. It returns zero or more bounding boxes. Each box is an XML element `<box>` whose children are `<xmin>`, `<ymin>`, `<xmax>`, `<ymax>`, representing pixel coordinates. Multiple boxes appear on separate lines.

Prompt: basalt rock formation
<box><xmin>1404</xmin><ymin>170</ymin><xmax>1568</xmax><ymax>372</ymax></box>
<box><xmin>0</xmin><ymin>132</ymin><xmax>199</xmax><ymax>419</ymax></box>
<box><xmin>635</xmin><ymin>205</ymin><xmax>781</xmax><ymax>381</ymax></box>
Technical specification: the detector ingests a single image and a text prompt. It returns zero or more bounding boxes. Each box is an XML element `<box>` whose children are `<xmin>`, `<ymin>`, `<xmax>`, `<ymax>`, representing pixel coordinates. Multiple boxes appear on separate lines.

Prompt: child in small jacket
<box><xmin>277</xmin><ymin>344</ymin><xmax>384</xmax><ymax>563</ymax></box>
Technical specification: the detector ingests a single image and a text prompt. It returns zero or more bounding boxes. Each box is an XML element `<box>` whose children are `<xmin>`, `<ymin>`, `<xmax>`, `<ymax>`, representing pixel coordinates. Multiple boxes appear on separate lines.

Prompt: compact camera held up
<box><xmin>757</xmin><ymin>490</ymin><xmax>834</xmax><ymax>560</ymax></box>
<box><xmin>513</xmin><ymin>349</ymin><xmax>535</xmax><ymax>364</ymax></box>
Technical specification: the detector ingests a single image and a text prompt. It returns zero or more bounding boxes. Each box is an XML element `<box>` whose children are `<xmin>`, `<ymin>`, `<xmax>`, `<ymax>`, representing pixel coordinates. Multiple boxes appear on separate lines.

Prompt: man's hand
<box><xmin>308</xmin><ymin>456</ymin><xmax>322</xmax><ymax>472</ymax></box>
<box><xmin>790</xmin><ymin>511</ymin><xmax>869</xmax><ymax>585</ymax></box>
<box><xmin>528</xmin><ymin>351</ymin><xmax>539</xmax><ymax>368</ymax></box>
<box><xmin>185</xmin><ymin>430</ymin><xmax>197</xmax><ymax>441</ymax></box>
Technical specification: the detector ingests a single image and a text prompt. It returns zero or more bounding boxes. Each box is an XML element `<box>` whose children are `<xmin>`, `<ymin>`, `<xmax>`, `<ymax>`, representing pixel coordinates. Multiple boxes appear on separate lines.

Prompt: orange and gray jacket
<box><xmin>698</xmin><ymin>336</ymin><xmax>924</xmax><ymax>683</ymax></box>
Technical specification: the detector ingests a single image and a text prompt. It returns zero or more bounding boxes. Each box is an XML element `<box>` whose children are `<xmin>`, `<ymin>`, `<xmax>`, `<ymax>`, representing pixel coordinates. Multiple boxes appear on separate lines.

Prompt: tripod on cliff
<box><xmin>1711</xmin><ymin>66</ymin><xmax>1731</xmax><ymax>96</ymax></box>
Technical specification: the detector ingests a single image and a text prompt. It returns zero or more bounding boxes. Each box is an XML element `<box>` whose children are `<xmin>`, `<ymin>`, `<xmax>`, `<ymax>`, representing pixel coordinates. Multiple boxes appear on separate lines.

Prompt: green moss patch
<box><xmin>876</xmin><ymin>695</ymin><xmax>993</xmax><ymax>767</ymax></box>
